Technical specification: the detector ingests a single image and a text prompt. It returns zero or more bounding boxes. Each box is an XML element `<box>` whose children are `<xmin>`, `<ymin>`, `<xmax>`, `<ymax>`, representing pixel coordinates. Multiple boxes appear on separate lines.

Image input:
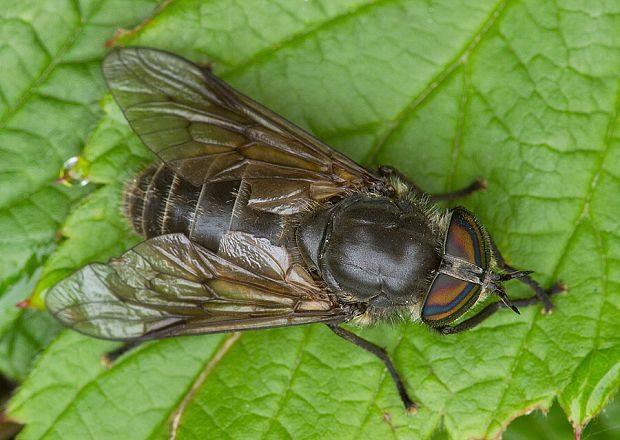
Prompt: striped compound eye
<box><xmin>421</xmin><ymin>208</ymin><xmax>491</xmax><ymax>325</ymax></box>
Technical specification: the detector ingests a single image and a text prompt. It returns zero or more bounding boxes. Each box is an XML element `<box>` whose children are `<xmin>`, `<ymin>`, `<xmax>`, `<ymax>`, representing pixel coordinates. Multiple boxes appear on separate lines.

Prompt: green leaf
<box><xmin>0</xmin><ymin>0</ymin><xmax>161</xmax><ymax>378</ymax></box>
<box><xmin>506</xmin><ymin>398</ymin><xmax>620</xmax><ymax>440</ymax></box>
<box><xmin>0</xmin><ymin>310</ymin><xmax>60</xmax><ymax>382</ymax></box>
<box><xmin>8</xmin><ymin>331</ymin><xmax>228</xmax><ymax>440</ymax></box>
<box><xmin>432</xmin><ymin>398</ymin><xmax>620</xmax><ymax>440</ymax></box>
<box><xmin>4</xmin><ymin>0</ymin><xmax>620</xmax><ymax>439</ymax></box>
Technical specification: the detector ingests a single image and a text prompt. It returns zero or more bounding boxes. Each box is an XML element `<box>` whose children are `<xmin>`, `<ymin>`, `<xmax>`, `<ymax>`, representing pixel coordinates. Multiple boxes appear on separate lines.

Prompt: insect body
<box><xmin>47</xmin><ymin>47</ymin><xmax>560</xmax><ymax>411</ymax></box>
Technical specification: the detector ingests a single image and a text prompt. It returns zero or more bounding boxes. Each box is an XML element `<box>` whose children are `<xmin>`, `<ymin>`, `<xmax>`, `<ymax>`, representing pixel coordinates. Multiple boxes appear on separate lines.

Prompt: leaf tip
<box><xmin>574</xmin><ymin>424</ymin><xmax>582</xmax><ymax>440</ymax></box>
<box><xmin>15</xmin><ymin>299</ymin><xmax>31</xmax><ymax>309</ymax></box>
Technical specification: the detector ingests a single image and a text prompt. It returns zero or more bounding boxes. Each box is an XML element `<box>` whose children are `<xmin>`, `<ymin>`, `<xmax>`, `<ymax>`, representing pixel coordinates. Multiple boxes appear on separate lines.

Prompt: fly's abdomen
<box><xmin>123</xmin><ymin>164</ymin><xmax>282</xmax><ymax>252</ymax></box>
<box><xmin>123</xmin><ymin>163</ymin><xmax>202</xmax><ymax>240</ymax></box>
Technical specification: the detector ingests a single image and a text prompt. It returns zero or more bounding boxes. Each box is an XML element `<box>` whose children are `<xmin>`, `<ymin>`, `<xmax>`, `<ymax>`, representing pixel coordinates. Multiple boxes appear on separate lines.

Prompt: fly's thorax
<box><xmin>295</xmin><ymin>193</ymin><xmax>443</xmax><ymax>316</ymax></box>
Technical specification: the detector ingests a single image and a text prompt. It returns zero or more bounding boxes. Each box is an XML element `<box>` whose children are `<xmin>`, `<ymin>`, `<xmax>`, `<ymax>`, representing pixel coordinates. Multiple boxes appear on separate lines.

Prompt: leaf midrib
<box><xmin>362</xmin><ymin>0</ymin><xmax>510</xmax><ymax>166</ymax></box>
<box><xmin>222</xmin><ymin>0</ymin><xmax>390</xmax><ymax>79</ymax></box>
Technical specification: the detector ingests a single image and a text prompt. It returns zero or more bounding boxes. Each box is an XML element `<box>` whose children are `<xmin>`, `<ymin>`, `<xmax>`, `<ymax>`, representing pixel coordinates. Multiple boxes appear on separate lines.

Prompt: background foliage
<box><xmin>1</xmin><ymin>0</ymin><xmax>620</xmax><ymax>439</ymax></box>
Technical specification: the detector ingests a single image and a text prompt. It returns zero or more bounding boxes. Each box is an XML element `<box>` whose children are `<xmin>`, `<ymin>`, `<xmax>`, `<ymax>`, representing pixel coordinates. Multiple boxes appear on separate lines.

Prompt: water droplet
<box><xmin>57</xmin><ymin>156</ymin><xmax>90</xmax><ymax>186</ymax></box>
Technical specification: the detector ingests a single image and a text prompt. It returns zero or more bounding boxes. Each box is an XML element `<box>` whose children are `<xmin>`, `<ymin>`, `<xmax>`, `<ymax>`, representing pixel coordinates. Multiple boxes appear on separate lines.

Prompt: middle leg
<box><xmin>377</xmin><ymin>165</ymin><xmax>486</xmax><ymax>202</ymax></box>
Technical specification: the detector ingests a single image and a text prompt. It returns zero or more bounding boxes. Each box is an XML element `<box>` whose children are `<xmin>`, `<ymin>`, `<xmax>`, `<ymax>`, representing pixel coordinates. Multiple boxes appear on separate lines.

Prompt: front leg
<box><xmin>489</xmin><ymin>238</ymin><xmax>558</xmax><ymax>313</ymax></box>
<box><xmin>438</xmin><ymin>237</ymin><xmax>565</xmax><ymax>334</ymax></box>
<box><xmin>438</xmin><ymin>282</ymin><xmax>565</xmax><ymax>335</ymax></box>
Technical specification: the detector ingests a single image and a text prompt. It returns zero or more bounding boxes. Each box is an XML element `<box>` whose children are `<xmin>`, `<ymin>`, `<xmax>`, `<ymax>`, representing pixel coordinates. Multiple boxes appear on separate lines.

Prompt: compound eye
<box><xmin>421</xmin><ymin>208</ymin><xmax>489</xmax><ymax>325</ymax></box>
<box><xmin>421</xmin><ymin>274</ymin><xmax>482</xmax><ymax>325</ymax></box>
<box><xmin>445</xmin><ymin>208</ymin><xmax>490</xmax><ymax>270</ymax></box>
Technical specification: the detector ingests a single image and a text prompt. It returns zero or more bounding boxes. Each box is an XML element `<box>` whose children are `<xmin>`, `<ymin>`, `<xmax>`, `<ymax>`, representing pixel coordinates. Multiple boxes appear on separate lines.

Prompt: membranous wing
<box><xmin>46</xmin><ymin>234</ymin><xmax>348</xmax><ymax>340</ymax></box>
<box><xmin>103</xmin><ymin>46</ymin><xmax>380</xmax><ymax>214</ymax></box>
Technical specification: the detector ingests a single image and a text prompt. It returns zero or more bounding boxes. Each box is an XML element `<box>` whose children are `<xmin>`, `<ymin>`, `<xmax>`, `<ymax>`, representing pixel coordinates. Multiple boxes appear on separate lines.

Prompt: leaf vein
<box><xmin>223</xmin><ymin>0</ymin><xmax>391</xmax><ymax>79</ymax></box>
<box><xmin>362</xmin><ymin>0</ymin><xmax>512</xmax><ymax>165</ymax></box>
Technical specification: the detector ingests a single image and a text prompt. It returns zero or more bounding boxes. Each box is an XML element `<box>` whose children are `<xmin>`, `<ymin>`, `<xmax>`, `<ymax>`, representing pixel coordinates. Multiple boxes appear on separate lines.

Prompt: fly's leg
<box><xmin>439</xmin><ymin>237</ymin><xmax>565</xmax><ymax>334</ymax></box>
<box><xmin>103</xmin><ymin>341</ymin><xmax>142</xmax><ymax>365</ymax></box>
<box><xmin>327</xmin><ymin>324</ymin><xmax>416</xmax><ymax>413</ymax></box>
<box><xmin>490</xmin><ymin>238</ymin><xmax>559</xmax><ymax>313</ymax></box>
<box><xmin>430</xmin><ymin>179</ymin><xmax>487</xmax><ymax>202</ymax></box>
<box><xmin>438</xmin><ymin>282</ymin><xmax>564</xmax><ymax>335</ymax></box>
<box><xmin>377</xmin><ymin>165</ymin><xmax>486</xmax><ymax>201</ymax></box>
<box><xmin>377</xmin><ymin>165</ymin><xmax>425</xmax><ymax>194</ymax></box>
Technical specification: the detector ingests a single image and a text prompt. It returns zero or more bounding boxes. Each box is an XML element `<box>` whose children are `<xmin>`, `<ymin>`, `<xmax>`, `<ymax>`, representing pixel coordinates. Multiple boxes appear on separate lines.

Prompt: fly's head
<box><xmin>420</xmin><ymin>207</ymin><xmax>525</xmax><ymax>327</ymax></box>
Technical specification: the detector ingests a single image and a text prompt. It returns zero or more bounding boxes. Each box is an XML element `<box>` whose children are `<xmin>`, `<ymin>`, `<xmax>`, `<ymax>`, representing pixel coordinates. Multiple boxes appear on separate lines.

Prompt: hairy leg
<box><xmin>430</xmin><ymin>179</ymin><xmax>487</xmax><ymax>202</ymax></box>
<box><xmin>327</xmin><ymin>324</ymin><xmax>416</xmax><ymax>412</ymax></box>
<box><xmin>102</xmin><ymin>341</ymin><xmax>142</xmax><ymax>365</ymax></box>
<box><xmin>439</xmin><ymin>282</ymin><xmax>565</xmax><ymax>335</ymax></box>
<box><xmin>377</xmin><ymin>165</ymin><xmax>485</xmax><ymax>201</ymax></box>
<box><xmin>490</xmin><ymin>238</ymin><xmax>558</xmax><ymax>313</ymax></box>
